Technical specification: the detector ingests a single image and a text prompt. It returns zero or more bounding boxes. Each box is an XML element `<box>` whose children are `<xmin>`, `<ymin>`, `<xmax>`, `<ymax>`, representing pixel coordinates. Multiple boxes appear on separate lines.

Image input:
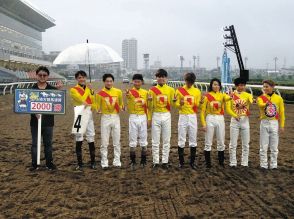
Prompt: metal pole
<box><xmin>87</xmin><ymin>39</ymin><xmax>91</xmax><ymax>82</ymax></box>
<box><xmin>37</xmin><ymin>114</ymin><xmax>42</xmax><ymax>165</ymax></box>
<box><xmin>180</xmin><ymin>56</ymin><xmax>184</xmax><ymax>75</ymax></box>
<box><xmin>274</xmin><ymin>57</ymin><xmax>278</xmax><ymax>73</ymax></box>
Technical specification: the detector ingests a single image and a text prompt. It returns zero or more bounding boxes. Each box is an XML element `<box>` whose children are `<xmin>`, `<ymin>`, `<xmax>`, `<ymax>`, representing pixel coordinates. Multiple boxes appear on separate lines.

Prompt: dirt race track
<box><xmin>0</xmin><ymin>82</ymin><xmax>293</xmax><ymax>218</ymax></box>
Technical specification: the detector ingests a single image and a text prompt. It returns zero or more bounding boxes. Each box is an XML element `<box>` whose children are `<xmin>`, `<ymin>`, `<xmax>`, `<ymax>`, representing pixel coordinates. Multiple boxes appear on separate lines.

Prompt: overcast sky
<box><xmin>29</xmin><ymin>0</ymin><xmax>294</xmax><ymax>69</ymax></box>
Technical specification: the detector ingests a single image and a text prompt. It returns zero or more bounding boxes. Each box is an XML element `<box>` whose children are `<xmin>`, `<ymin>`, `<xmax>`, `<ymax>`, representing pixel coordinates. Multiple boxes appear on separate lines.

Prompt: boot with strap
<box><xmin>204</xmin><ymin>150</ymin><xmax>211</xmax><ymax>168</ymax></box>
<box><xmin>190</xmin><ymin>147</ymin><xmax>197</xmax><ymax>170</ymax></box>
<box><xmin>140</xmin><ymin>147</ymin><xmax>147</xmax><ymax>167</ymax></box>
<box><xmin>130</xmin><ymin>150</ymin><xmax>136</xmax><ymax>168</ymax></box>
<box><xmin>88</xmin><ymin>142</ymin><xmax>96</xmax><ymax>169</ymax></box>
<box><xmin>218</xmin><ymin>151</ymin><xmax>225</xmax><ymax>167</ymax></box>
<box><xmin>178</xmin><ymin>147</ymin><xmax>184</xmax><ymax>168</ymax></box>
<box><xmin>75</xmin><ymin>141</ymin><xmax>83</xmax><ymax>170</ymax></box>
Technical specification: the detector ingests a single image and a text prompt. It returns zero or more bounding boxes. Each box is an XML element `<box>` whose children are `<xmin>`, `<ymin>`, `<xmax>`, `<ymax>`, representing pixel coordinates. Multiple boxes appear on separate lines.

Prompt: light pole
<box><xmin>180</xmin><ymin>56</ymin><xmax>184</xmax><ymax>75</ymax></box>
<box><xmin>143</xmin><ymin>53</ymin><xmax>149</xmax><ymax>77</ymax></box>
<box><xmin>217</xmin><ymin>56</ymin><xmax>220</xmax><ymax>70</ymax></box>
<box><xmin>193</xmin><ymin>55</ymin><xmax>196</xmax><ymax>73</ymax></box>
<box><xmin>274</xmin><ymin>57</ymin><xmax>278</xmax><ymax>73</ymax></box>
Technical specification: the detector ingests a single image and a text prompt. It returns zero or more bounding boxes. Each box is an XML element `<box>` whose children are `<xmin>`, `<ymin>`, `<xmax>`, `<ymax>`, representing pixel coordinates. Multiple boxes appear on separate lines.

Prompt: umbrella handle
<box><xmin>88</xmin><ymin>64</ymin><xmax>91</xmax><ymax>83</ymax></box>
<box><xmin>87</xmin><ymin>39</ymin><xmax>91</xmax><ymax>83</ymax></box>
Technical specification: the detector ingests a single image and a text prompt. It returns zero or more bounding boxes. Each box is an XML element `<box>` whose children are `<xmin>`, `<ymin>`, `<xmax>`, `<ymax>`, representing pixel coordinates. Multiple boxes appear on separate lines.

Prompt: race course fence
<box><xmin>0</xmin><ymin>81</ymin><xmax>68</xmax><ymax>95</ymax></box>
<box><xmin>166</xmin><ymin>81</ymin><xmax>294</xmax><ymax>103</ymax></box>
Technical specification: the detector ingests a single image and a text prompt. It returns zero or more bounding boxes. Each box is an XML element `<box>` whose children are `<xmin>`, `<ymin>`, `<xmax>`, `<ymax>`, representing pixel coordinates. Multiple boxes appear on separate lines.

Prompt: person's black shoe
<box><xmin>178</xmin><ymin>163</ymin><xmax>184</xmax><ymax>168</ymax></box>
<box><xmin>90</xmin><ymin>162</ymin><xmax>97</xmax><ymax>170</ymax></box>
<box><xmin>29</xmin><ymin>165</ymin><xmax>39</xmax><ymax>171</ymax></box>
<box><xmin>113</xmin><ymin>164</ymin><xmax>122</xmax><ymax>168</ymax></box>
<box><xmin>46</xmin><ymin>163</ymin><xmax>57</xmax><ymax>171</ymax></box>
<box><xmin>190</xmin><ymin>163</ymin><xmax>197</xmax><ymax>170</ymax></box>
<box><xmin>152</xmin><ymin>163</ymin><xmax>160</xmax><ymax>169</ymax></box>
<box><xmin>102</xmin><ymin>166</ymin><xmax>109</xmax><ymax>171</ymax></box>
<box><xmin>130</xmin><ymin>164</ymin><xmax>136</xmax><ymax>170</ymax></box>
<box><xmin>75</xmin><ymin>165</ymin><xmax>83</xmax><ymax>171</ymax></box>
<box><xmin>162</xmin><ymin>163</ymin><xmax>171</xmax><ymax>169</ymax></box>
<box><xmin>140</xmin><ymin>160</ymin><xmax>146</xmax><ymax>167</ymax></box>
<box><xmin>260</xmin><ymin>167</ymin><xmax>268</xmax><ymax>172</ymax></box>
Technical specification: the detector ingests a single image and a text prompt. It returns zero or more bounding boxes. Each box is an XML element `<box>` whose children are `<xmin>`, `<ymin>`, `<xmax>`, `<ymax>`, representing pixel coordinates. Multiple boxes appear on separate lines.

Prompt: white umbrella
<box><xmin>53</xmin><ymin>43</ymin><xmax>123</xmax><ymax>65</ymax></box>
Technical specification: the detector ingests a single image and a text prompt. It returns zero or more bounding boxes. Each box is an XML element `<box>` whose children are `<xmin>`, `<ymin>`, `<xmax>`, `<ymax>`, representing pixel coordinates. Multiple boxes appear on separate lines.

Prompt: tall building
<box><xmin>122</xmin><ymin>38</ymin><xmax>137</xmax><ymax>70</ymax></box>
<box><xmin>221</xmin><ymin>49</ymin><xmax>232</xmax><ymax>85</ymax></box>
<box><xmin>0</xmin><ymin>0</ymin><xmax>55</xmax><ymax>68</ymax></box>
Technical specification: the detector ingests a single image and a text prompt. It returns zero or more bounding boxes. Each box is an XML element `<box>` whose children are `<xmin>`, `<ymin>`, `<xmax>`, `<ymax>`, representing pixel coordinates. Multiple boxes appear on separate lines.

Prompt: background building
<box><xmin>0</xmin><ymin>0</ymin><xmax>64</xmax><ymax>82</ymax></box>
<box><xmin>122</xmin><ymin>38</ymin><xmax>137</xmax><ymax>70</ymax></box>
<box><xmin>43</xmin><ymin>51</ymin><xmax>61</xmax><ymax>62</ymax></box>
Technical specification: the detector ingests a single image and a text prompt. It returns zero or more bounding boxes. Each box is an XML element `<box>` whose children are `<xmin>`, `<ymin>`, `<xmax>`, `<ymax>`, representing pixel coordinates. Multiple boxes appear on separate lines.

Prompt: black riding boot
<box><xmin>130</xmin><ymin>150</ymin><xmax>136</xmax><ymax>165</ymax></box>
<box><xmin>140</xmin><ymin>148</ymin><xmax>147</xmax><ymax>166</ymax></box>
<box><xmin>178</xmin><ymin>147</ymin><xmax>184</xmax><ymax>168</ymax></box>
<box><xmin>190</xmin><ymin>147</ymin><xmax>196</xmax><ymax>169</ymax></box>
<box><xmin>204</xmin><ymin>150</ymin><xmax>211</xmax><ymax>168</ymax></box>
<box><xmin>75</xmin><ymin>141</ymin><xmax>83</xmax><ymax>169</ymax></box>
<box><xmin>218</xmin><ymin>151</ymin><xmax>225</xmax><ymax>167</ymax></box>
<box><xmin>88</xmin><ymin>142</ymin><xmax>96</xmax><ymax>169</ymax></box>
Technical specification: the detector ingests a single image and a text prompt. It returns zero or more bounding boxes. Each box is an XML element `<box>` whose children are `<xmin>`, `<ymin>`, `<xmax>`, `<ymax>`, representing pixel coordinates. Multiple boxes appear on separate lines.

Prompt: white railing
<box><xmin>0</xmin><ymin>80</ymin><xmax>67</xmax><ymax>95</ymax></box>
<box><xmin>166</xmin><ymin>81</ymin><xmax>294</xmax><ymax>96</ymax></box>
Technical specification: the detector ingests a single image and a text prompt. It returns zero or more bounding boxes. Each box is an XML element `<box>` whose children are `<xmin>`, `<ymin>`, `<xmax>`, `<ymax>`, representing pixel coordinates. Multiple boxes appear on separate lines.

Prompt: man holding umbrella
<box><xmin>70</xmin><ymin>70</ymin><xmax>97</xmax><ymax>170</ymax></box>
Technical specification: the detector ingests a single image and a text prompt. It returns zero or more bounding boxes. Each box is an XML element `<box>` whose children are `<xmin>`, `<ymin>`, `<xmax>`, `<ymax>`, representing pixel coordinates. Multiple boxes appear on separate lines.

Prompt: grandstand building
<box><xmin>0</xmin><ymin>0</ymin><xmax>63</xmax><ymax>82</ymax></box>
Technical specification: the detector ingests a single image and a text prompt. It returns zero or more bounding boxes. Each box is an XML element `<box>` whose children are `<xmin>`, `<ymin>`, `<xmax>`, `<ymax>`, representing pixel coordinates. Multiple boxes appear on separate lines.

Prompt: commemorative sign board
<box><xmin>14</xmin><ymin>89</ymin><xmax>66</xmax><ymax>114</ymax></box>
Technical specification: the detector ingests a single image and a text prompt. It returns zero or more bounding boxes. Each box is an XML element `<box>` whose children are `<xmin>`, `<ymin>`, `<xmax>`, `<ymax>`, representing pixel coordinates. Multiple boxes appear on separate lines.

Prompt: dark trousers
<box><xmin>31</xmin><ymin>126</ymin><xmax>53</xmax><ymax>166</ymax></box>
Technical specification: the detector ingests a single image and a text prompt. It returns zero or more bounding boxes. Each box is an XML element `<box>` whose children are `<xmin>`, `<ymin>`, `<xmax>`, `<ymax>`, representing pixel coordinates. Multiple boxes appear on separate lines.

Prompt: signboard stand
<box><xmin>37</xmin><ymin>114</ymin><xmax>42</xmax><ymax>165</ymax></box>
<box><xmin>14</xmin><ymin>88</ymin><xmax>66</xmax><ymax>167</ymax></box>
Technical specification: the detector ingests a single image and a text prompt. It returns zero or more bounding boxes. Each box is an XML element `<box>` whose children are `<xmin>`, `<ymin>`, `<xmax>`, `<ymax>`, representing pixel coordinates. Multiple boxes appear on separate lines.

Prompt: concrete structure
<box><xmin>43</xmin><ymin>51</ymin><xmax>61</xmax><ymax>62</ymax></box>
<box><xmin>0</xmin><ymin>0</ymin><xmax>55</xmax><ymax>69</ymax></box>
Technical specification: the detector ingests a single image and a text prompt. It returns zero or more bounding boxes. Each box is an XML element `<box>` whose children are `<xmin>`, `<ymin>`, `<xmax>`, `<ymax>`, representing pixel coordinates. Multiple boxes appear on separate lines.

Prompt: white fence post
<box><xmin>166</xmin><ymin>81</ymin><xmax>294</xmax><ymax>99</ymax></box>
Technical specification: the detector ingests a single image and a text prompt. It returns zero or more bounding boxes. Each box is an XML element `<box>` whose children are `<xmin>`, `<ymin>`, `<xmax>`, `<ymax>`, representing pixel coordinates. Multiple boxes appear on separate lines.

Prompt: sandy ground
<box><xmin>0</xmin><ymin>82</ymin><xmax>293</xmax><ymax>218</ymax></box>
